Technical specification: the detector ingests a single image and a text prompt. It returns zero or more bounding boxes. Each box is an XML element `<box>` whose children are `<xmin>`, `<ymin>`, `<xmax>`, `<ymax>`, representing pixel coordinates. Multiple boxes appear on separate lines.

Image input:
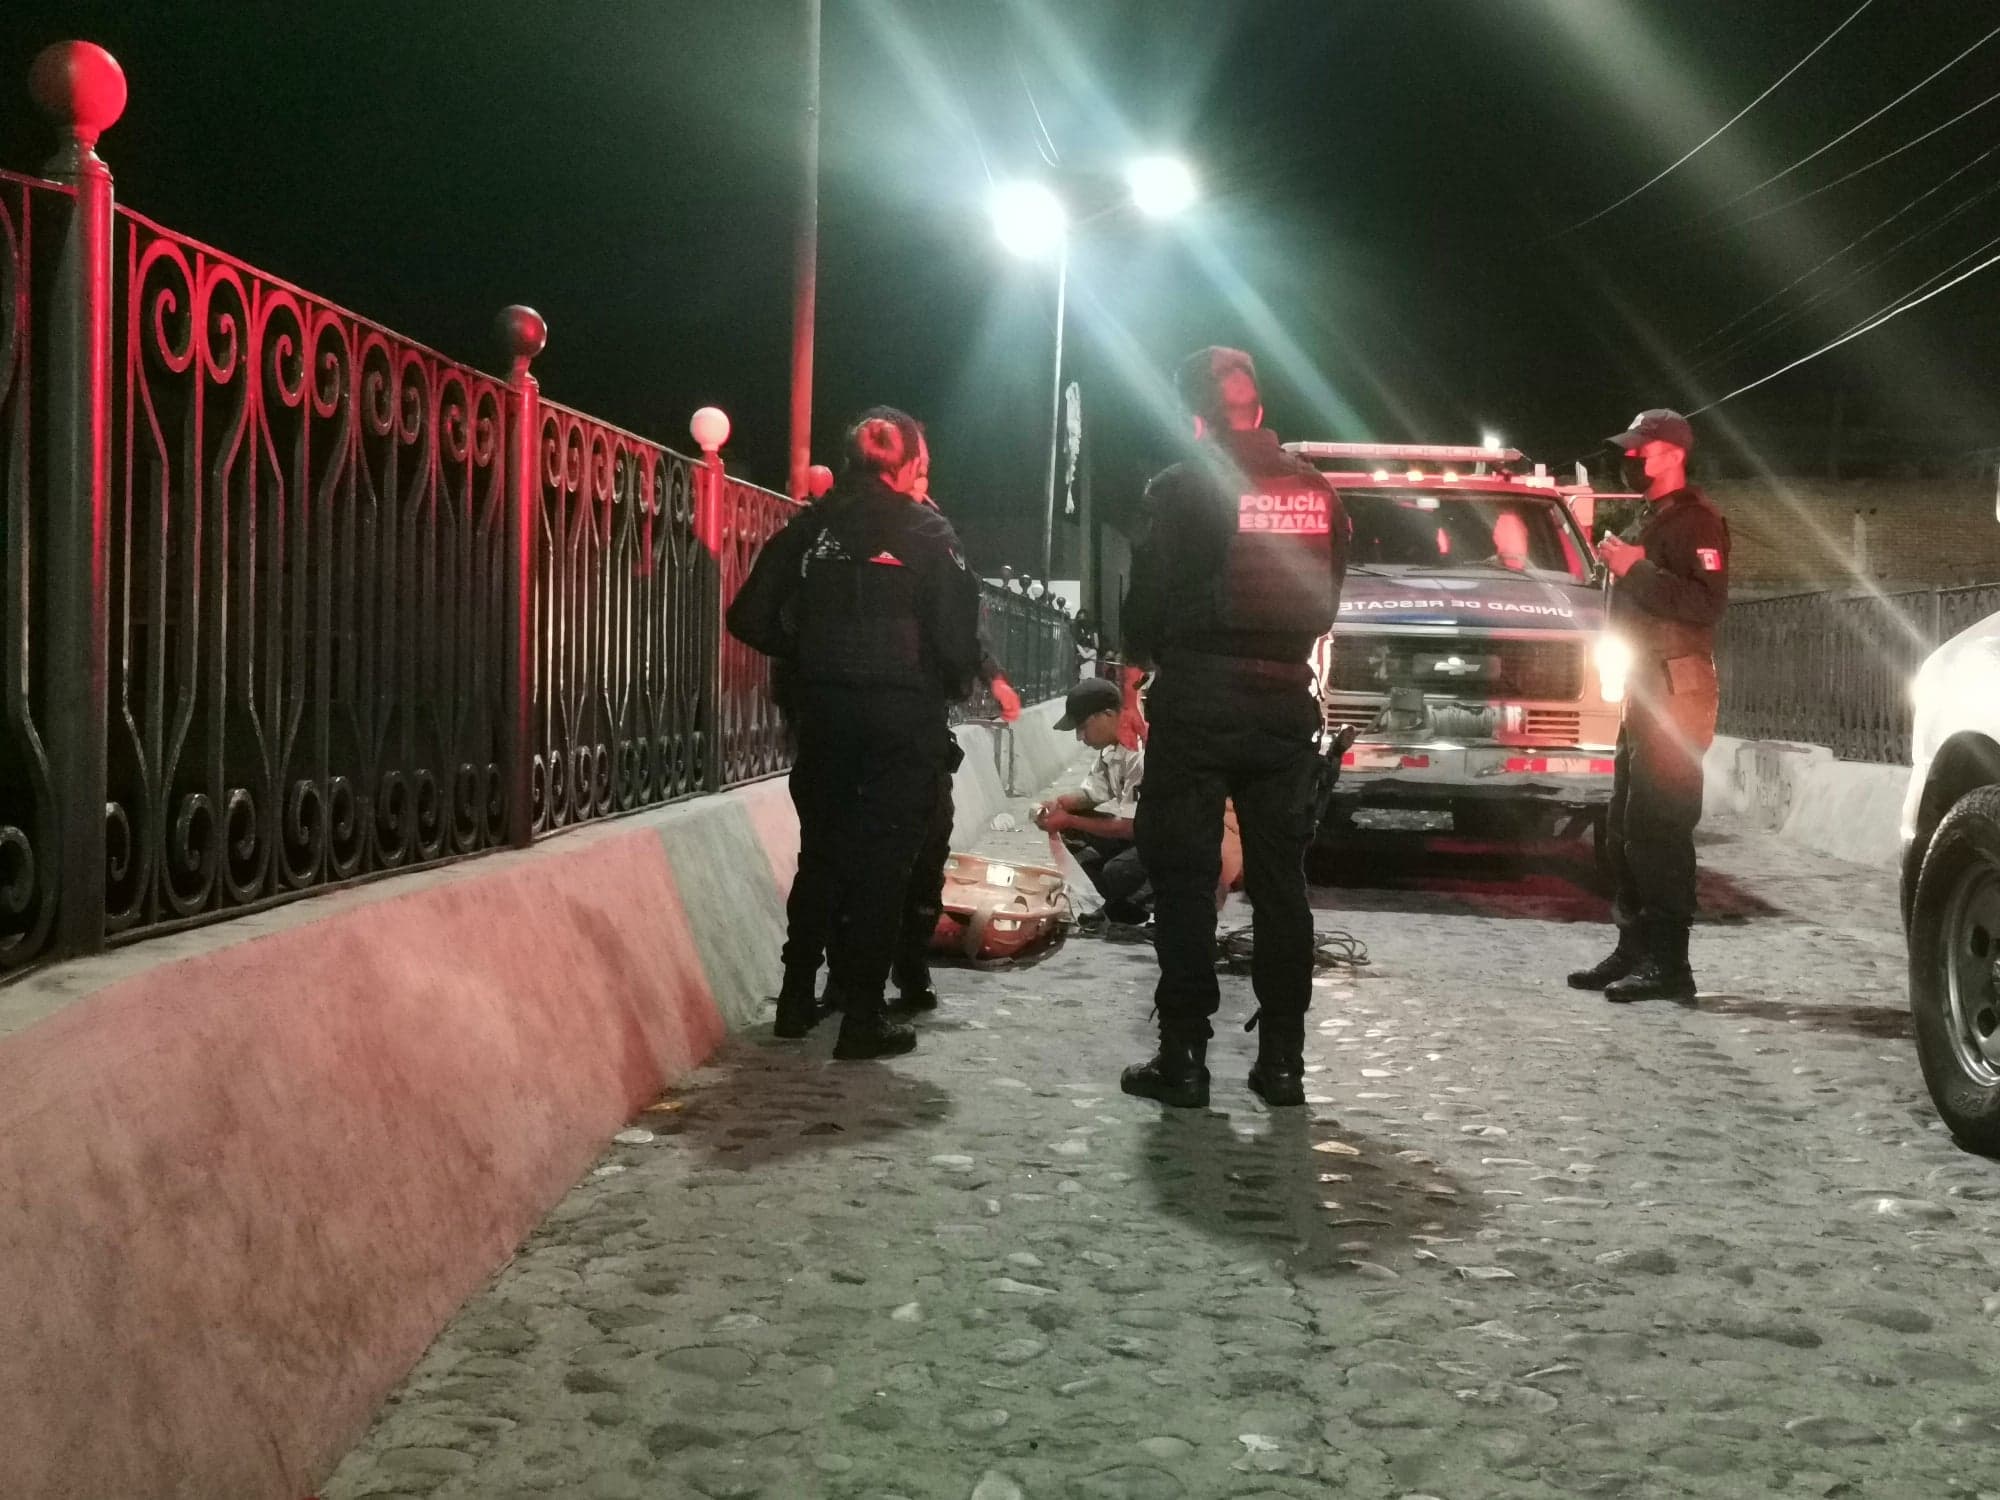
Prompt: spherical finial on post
<box><xmin>806</xmin><ymin>463</ymin><xmax>834</xmax><ymax>499</ymax></box>
<box><xmin>690</xmin><ymin>406</ymin><xmax>732</xmax><ymax>457</ymax></box>
<box><xmin>495</xmin><ymin>305</ymin><xmax>547</xmax><ymax>383</ymax></box>
<box><xmin>30</xmin><ymin>41</ymin><xmax>126</xmax><ymax>172</ymax></box>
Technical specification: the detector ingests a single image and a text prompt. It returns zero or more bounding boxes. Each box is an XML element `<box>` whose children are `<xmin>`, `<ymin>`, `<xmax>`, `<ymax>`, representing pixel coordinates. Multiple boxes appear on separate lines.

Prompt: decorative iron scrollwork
<box><xmin>530</xmin><ymin>403</ymin><xmax>723</xmax><ymax>832</ymax></box>
<box><xmin>105</xmin><ymin>209</ymin><xmax>509</xmax><ymax>936</ymax></box>
<box><xmin>0</xmin><ymin>173</ymin><xmax>60</xmax><ymax>972</ymax></box>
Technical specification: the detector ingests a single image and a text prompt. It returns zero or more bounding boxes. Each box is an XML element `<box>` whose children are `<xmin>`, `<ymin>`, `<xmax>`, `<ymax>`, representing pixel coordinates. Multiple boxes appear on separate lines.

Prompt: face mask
<box><xmin>1619</xmin><ymin>455</ymin><xmax>1651</xmax><ymax>493</ymax></box>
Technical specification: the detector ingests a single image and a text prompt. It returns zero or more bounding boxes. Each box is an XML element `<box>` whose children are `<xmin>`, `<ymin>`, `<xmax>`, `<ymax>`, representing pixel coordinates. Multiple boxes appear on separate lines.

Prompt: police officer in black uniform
<box><xmin>1568</xmin><ymin>408</ymin><xmax>1729</xmax><ymax>1002</ymax></box>
<box><xmin>754</xmin><ymin>438</ymin><xmax>1018</xmax><ymax>1028</ymax></box>
<box><xmin>727</xmin><ymin>406</ymin><xmax>983</xmax><ymax>1058</ymax></box>
<box><xmin>1121</xmin><ymin>347</ymin><xmax>1347</xmax><ymax>1109</ymax></box>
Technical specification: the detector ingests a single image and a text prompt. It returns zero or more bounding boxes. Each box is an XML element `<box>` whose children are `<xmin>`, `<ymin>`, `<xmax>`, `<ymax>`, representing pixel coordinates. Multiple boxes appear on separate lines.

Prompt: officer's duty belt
<box><xmin>1161</xmin><ymin>649</ymin><xmax>1312</xmax><ymax>685</ymax></box>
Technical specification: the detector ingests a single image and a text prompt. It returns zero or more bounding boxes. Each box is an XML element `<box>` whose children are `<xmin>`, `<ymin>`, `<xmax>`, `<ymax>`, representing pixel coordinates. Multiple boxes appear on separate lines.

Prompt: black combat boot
<box><xmin>1120</xmin><ymin>1035</ymin><xmax>1210</xmax><ymax>1109</ymax></box>
<box><xmin>1247</xmin><ymin>1012</ymin><xmax>1306</xmax><ymax>1108</ymax></box>
<box><xmin>1567</xmin><ymin>932</ymin><xmax>1642</xmax><ymax>991</ymax></box>
<box><xmin>890</xmin><ymin>953</ymin><xmax>939</xmax><ymax>1015</ymax></box>
<box><xmin>1604</xmin><ymin>923</ymin><xmax>1696</xmax><ymax>1003</ymax></box>
<box><xmin>833</xmin><ymin>996</ymin><xmax>919</xmax><ymax>1061</ymax></box>
<box><xmin>773</xmin><ymin>965</ymin><xmax>833</xmax><ymax>1038</ymax></box>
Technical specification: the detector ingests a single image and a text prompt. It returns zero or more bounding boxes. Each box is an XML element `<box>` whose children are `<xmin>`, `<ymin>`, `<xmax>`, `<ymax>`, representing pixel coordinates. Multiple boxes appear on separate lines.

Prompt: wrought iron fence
<box><xmin>970</xmin><ymin>582</ymin><xmax>1078</xmax><ymax>714</ymax></box>
<box><xmin>0</xmin><ymin>169</ymin><xmax>69</xmax><ymax>973</ymax></box>
<box><xmin>530</xmin><ymin>401</ymin><xmax>711</xmax><ymax>833</ymax></box>
<box><xmin>1716</xmin><ymin>582</ymin><xmax>2000</xmax><ymax>764</ymax></box>
<box><xmin>0</xmin><ymin>57</ymin><xmax>820</xmax><ymax>973</ymax></box>
<box><xmin>0</xmin><ymin>48</ymin><xmax>1088</xmax><ymax>976</ymax></box>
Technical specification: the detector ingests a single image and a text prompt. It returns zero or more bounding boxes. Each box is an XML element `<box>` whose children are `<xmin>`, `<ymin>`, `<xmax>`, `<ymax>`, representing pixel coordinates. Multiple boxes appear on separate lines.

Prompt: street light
<box><xmin>1127</xmin><ymin>155</ymin><xmax>1197</xmax><ymax>219</ymax></box>
<box><xmin>989</xmin><ymin>180</ymin><xmax>1068</xmax><ymax>261</ymax></box>
<box><xmin>992</xmin><ymin>158</ymin><xmax>1196</xmax><ymax>586</ymax></box>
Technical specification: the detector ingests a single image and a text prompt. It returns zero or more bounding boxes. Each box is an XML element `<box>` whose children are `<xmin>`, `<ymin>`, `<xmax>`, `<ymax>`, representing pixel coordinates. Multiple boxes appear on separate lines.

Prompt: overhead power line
<box><xmin>1692</xmin><ymin>16</ymin><xmax>2000</xmax><ymax>225</ymax></box>
<box><xmin>1692</xmin><ymin>167</ymin><xmax>2000</xmax><ymax>371</ymax></box>
<box><xmin>1840</xmin><ymin>219</ymin><xmax>2000</xmax><ymax>332</ymax></box>
<box><xmin>1690</xmin><ymin>237</ymin><xmax>2000</xmax><ymax>414</ymax></box>
<box><xmin>1699</xmin><ymin>83</ymin><xmax>2000</xmax><ymax>239</ymax></box>
<box><xmin>929</xmin><ymin>0</ymin><xmax>995</xmax><ymax>182</ymax></box>
<box><xmin>1557</xmin><ymin>0</ymin><xmax>1877</xmax><ymax>235</ymax></box>
<box><xmin>1689</xmin><ymin>133</ymin><xmax>2000</xmax><ymax>353</ymax></box>
<box><xmin>999</xmin><ymin>3</ymin><xmax>1062</xmax><ymax>168</ymax></box>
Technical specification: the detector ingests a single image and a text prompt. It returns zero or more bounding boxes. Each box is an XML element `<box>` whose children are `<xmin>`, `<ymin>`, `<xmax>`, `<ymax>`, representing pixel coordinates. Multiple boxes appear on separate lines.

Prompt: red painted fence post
<box><xmin>31</xmin><ymin>41</ymin><xmax>124</xmax><ymax>958</ymax></box>
<box><xmin>498</xmin><ymin>306</ymin><xmax>547</xmax><ymax>849</ymax></box>
<box><xmin>690</xmin><ymin>407</ymin><xmax>731</xmax><ymax>794</ymax></box>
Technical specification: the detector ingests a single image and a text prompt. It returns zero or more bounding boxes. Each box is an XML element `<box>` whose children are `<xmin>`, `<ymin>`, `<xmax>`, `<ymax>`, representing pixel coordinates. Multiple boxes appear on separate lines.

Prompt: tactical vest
<box><xmin>1214</xmin><ymin>468</ymin><xmax>1339</xmax><ymax>640</ymax></box>
<box><xmin>793</xmin><ymin>513</ymin><xmax>931</xmax><ymax>691</ymax></box>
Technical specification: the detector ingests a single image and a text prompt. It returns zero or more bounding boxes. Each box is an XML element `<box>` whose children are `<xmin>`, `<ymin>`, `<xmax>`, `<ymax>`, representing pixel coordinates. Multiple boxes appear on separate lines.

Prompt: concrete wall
<box><xmin>0</xmin><ymin>692</ymin><xmax>1082</xmax><ymax>1500</ymax></box>
<box><xmin>1706</xmin><ymin>475</ymin><xmax>2000</xmax><ymax>596</ymax></box>
<box><xmin>0</xmin><ymin>781</ymin><xmax>800</xmax><ymax>1500</ymax></box>
<box><xmin>949</xmin><ymin>698</ymin><xmax>1076</xmax><ymax>847</ymax></box>
<box><xmin>1703</xmin><ymin>734</ymin><xmax>1908</xmax><ymax>867</ymax></box>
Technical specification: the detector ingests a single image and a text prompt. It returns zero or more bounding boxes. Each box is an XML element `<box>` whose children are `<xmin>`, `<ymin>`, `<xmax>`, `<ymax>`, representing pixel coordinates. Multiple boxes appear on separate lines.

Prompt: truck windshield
<box><xmin>1342</xmin><ymin>489</ymin><xmax>1588</xmax><ymax>584</ymax></box>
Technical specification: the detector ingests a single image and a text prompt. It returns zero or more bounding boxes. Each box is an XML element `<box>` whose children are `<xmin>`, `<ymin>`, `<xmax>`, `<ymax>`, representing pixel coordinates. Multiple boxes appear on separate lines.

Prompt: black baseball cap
<box><xmin>1055</xmin><ymin>676</ymin><xmax>1122</xmax><ymax>730</ymax></box>
<box><xmin>1607</xmin><ymin>408</ymin><xmax>1694</xmax><ymax>453</ymax></box>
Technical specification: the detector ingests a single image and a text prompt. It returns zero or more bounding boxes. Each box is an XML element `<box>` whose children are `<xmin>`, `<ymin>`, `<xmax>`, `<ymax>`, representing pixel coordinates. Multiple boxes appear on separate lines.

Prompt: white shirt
<box><xmin>1078</xmin><ymin>743</ymin><xmax>1144</xmax><ymax>821</ymax></box>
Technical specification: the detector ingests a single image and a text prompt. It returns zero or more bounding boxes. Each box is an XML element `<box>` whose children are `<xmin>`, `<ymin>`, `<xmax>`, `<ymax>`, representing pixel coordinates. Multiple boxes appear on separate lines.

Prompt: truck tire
<box><xmin>1908</xmin><ymin>786</ymin><xmax>2000</xmax><ymax>1157</ymax></box>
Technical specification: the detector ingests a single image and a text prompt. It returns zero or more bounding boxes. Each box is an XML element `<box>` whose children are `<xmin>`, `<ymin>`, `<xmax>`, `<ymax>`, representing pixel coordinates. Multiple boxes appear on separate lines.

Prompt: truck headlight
<box><xmin>1594</xmin><ymin>634</ymin><xmax>1632</xmax><ymax>704</ymax></box>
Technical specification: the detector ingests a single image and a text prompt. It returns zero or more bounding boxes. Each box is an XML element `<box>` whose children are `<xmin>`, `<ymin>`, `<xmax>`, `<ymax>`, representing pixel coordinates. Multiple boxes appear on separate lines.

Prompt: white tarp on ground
<box><xmin>1703</xmin><ymin>734</ymin><xmax>1907</xmax><ymax>867</ymax></box>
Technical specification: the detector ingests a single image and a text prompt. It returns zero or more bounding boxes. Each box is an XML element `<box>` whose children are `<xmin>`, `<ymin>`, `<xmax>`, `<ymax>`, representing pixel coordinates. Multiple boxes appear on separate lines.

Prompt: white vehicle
<box><xmin>1290</xmin><ymin>443</ymin><xmax>1629</xmax><ymax>865</ymax></box>
<box><xmin>1902</xmin><ymin>605</ymin><xmax>2000</xmax><ymax>1154</ymax></box>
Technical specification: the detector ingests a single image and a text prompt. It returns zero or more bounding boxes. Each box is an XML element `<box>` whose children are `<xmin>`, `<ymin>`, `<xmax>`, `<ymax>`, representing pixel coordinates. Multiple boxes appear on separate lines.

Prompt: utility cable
<box><xmin>1557</xmin><ymin>0</ymin><xmax>1877</xmax><ymax>235</ymax></box>
<box><xmin>1694</xmin><ymin>82</ymin><xmax>2000</xmax><ymax>240</ymax></box>
<box><xmin>1690</xmin><ymin>238</ymin><xmax>2000</xmax><ymax>414</ymax></box>
<box><xmin>1692</xmin><ymin>169</ymin><xmax>2000</xmax><ymax>372</ymax></box>
<box><xmin>929</xmin><ymin>0</ymin><xmax>995</xmax><ymax>183</ymax></box>
<box><xmin>1000</xmin><ymin>2</ymin><xmax>1062</xmax><ymax>168</ymax></box>
<box><xmin>1689</xmin><ymin>133</ymin><xmax>2000</xmax><ymax>353</ymax></box>
<box><xmin>1692</xmin><ymin>16</ymin><xmax>2000</xmax><ymax>225</ymax></box>
<box><xmin>1838</xmin><ymin>218</ymin><xmax>2000</xmax><ymax>331</ymax></box>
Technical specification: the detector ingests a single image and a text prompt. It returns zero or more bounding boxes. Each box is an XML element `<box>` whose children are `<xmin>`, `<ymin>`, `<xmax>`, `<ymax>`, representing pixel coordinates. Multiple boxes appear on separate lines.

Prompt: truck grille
<box><xmin>1323</xmin><ymin>702</ymin><xmax>1380</xmax><ymax>732</ymax></box>
<box><xmin>1524</xmin><ymin>708</ymin><xmax>1583</xmax><ymax>742</ymax></box>
<box><xmin>1324</xmin><ymin>633</ymin><xmax>1582</xmax><ymax>701</ymax></box>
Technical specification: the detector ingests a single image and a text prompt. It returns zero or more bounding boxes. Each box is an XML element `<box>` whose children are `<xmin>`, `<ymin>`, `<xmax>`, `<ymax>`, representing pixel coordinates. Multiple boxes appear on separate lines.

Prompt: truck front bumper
<box><xmin>1329</xmin><ymin>740</ymin><xmax>1617</xmax><ymax>809</ymax></box>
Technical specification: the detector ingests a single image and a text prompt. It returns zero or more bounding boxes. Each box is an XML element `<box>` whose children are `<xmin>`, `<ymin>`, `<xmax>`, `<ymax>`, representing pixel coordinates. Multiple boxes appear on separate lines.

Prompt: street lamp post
<box><xmin>990</xmin><ymin>157</ymin><xmax>1194</xmax><ymax>604</ymax></box>
<box><xmin>1038</xmin><ymin>241</ymin><xmax>1068</xmax><ymax>584</ymax></box>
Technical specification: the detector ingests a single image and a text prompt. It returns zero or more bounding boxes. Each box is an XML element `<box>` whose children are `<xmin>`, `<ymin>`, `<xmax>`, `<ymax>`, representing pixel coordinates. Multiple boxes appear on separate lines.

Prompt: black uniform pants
<box><xmin>781</xmin><ymin>766</ymin><xmax>837</xmax><ymax>981</ymax></box>
<box><xmin>1134</xmin><ymin>664</ymin><xmax>1321</xmax><ymax>1044</ymax></box>
<box><xmin>1067</xmin><ymin>833</ymin><xmax>1150</xmax><ymax>918</ymax></box>
<box><xmin>786</xmin><ymin>731</ymin><xmax>960</xmax><ymax>994</ymax></box>
<box><xmin>897</xmin><ymin>756</ymin><xmax>959</xmax><ymax>988</ymax></box>
<box><xmin>787</xmin><ymin>686</ymin><xmax>954</xmax><ymax>1005</ymax></box>
<box><xmin>1608</xmin><ymin>656</ymin><xmax>1719</xmax><ymax>935</ymax></box>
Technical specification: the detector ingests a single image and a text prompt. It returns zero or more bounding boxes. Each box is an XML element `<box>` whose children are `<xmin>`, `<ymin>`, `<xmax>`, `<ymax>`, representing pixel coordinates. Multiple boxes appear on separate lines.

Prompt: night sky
<box><xmin>5</xmin><ymin>1</ymin><xmax>1998</xmax><ymax>570</ymax></box>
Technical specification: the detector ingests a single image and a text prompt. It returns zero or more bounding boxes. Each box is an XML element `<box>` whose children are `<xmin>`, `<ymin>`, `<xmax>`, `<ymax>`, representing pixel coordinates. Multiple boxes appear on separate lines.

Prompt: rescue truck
<box><xmin>1289</xmin><ymin>442</ymin><xmax>1631</xmax><ymax>867</ymax></box>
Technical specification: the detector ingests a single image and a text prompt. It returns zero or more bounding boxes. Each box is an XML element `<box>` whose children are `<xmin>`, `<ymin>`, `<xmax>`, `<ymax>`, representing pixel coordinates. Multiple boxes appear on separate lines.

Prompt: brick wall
<box><xmin>1705</xmin><ymin>475</ymin><xmax>2000</xmax><ymax>596</ymax></box>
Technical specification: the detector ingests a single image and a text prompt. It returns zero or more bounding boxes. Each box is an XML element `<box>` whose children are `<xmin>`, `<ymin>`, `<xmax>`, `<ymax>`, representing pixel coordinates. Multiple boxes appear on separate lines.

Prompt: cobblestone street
<box><xmin>326</xmin><ymin>810</ymin><xmax>2000</xmax><ymax>1500</ymax></box>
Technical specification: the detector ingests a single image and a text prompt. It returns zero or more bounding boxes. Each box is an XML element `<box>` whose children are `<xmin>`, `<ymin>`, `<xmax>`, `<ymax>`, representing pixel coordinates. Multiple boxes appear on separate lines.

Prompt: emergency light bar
<box><xmin>1284</xmin><ymin>441</ymin><xmax>1527</xmax><ymax>466</ymax></box>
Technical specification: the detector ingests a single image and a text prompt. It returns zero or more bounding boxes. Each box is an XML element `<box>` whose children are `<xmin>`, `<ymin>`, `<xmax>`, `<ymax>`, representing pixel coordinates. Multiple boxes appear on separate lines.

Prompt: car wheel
<box><xmin>1908</xmin><ymin>786</ymin><xmax>2000</xmax><ymax>1157</ymax></box>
